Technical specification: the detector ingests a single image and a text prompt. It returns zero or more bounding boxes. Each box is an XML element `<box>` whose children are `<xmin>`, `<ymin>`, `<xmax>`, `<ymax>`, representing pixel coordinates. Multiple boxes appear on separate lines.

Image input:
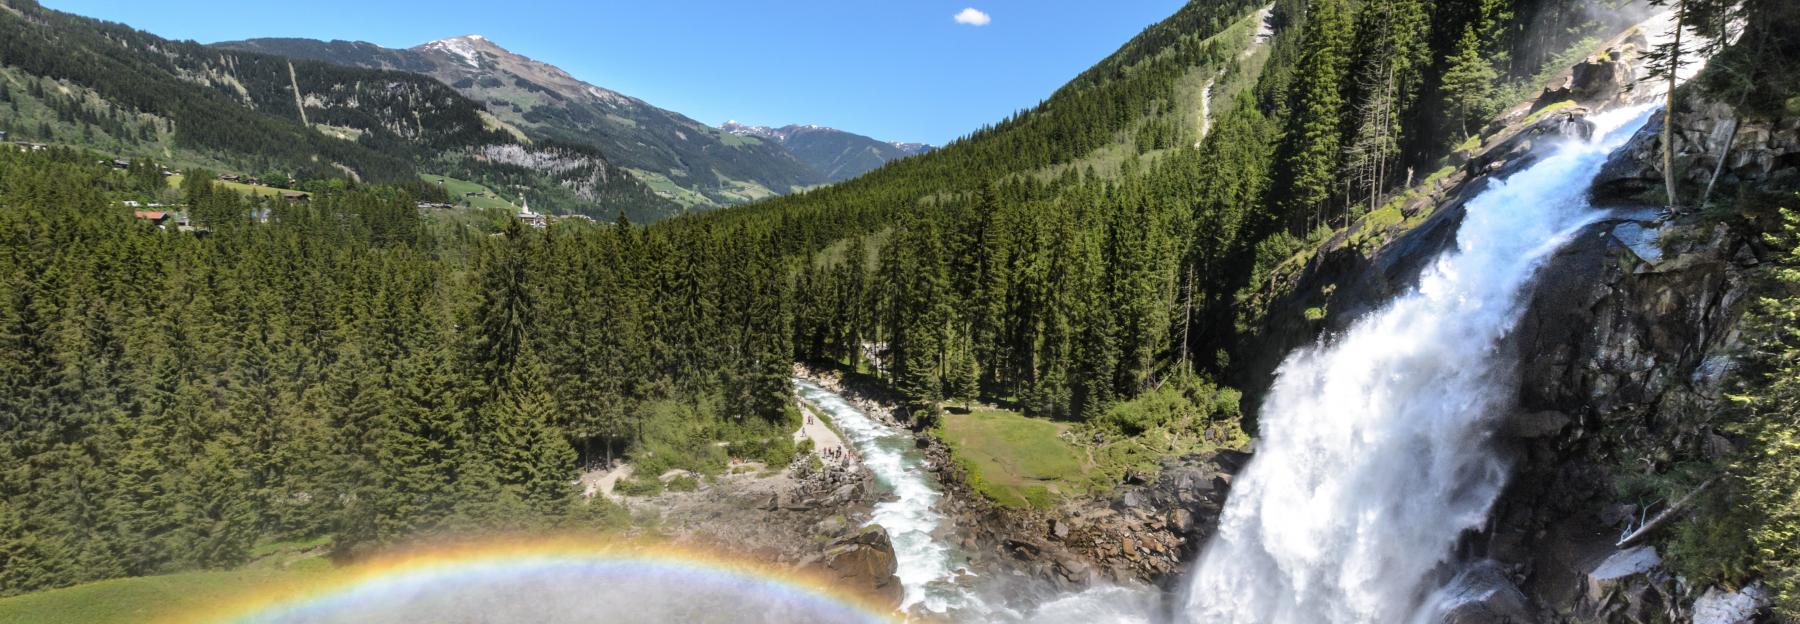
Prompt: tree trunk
<box><xmin>1178</xmin><ymin>269</ymin><xmax>1194</xmax><ymax>367</ymax></box>
<box><xmin>1663</xmin><ymin>4</ymin><xmax>1684</xmax><ymax>209</ymax></box>
<box><xmin>1616</xmin><ymin>476</ymin><xmax>1718</xmax><ymax>548</ymax></box>
<box><xmin>1700</xmin><ymin>116</ymin><xmax>1738</xmax><ymax>210</ymax></box>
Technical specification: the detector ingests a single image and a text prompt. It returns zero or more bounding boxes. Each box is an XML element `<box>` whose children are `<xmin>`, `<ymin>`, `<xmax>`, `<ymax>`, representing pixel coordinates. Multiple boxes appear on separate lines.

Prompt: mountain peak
<box><xmin>415</xmin><ymin>34</ymin><xmax>505</xmax><ymax>68</ymax></box>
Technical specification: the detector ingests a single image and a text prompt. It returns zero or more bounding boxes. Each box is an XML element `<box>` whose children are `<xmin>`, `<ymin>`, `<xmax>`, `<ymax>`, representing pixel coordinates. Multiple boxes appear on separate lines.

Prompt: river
<box><xmin>792</xmin><ymin>378</ymin><xmax>980</xmax><ymax>615</ymax></box>
<box><xmin>798</xmin><ymin>105</ymin><xmax>1657</xmax><ymax>624</ymax></box>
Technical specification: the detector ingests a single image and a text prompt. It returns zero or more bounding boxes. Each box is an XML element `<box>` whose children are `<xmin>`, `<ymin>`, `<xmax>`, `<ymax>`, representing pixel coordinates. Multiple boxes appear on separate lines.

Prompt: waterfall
<box><xmin>1179</xmin><ymin>106</ymin><xmax>1656</xmax><ymax>624</ymax></box>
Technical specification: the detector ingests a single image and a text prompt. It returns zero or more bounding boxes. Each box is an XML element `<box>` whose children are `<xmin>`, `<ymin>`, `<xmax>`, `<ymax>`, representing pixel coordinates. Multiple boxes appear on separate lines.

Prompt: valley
<box><xmin>216</xmin><ymin>35</ymin><xmax>934</xmax><ymax>210</ymax></box>
<box><xmin>1</xmin><ymin>0</ymin><xmax>1799</xmax><ymax>622</ymax></box>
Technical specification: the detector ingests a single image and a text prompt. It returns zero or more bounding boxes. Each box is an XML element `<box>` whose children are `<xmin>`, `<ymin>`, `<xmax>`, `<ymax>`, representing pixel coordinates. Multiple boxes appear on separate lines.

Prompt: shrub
<box><xmin>614</xmin><ymin>476</ymin><xmax>664</xmax><ymax>497</ymax></box>
<box><xmin>665</xmin><ymin>474</ymin><xmax>700</xmax><ymax>493</ymax></box>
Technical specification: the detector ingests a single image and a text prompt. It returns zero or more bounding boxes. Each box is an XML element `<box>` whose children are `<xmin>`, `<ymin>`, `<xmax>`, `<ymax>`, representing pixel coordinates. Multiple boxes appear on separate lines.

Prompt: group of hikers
<box><xmin>823</xmin><ymin>444</ymin><xmax>855</xmax><ymax>466</ymax></box>
<box><xmin>802</xmin><ymin>411</ymin><xmax>857</xmax><ymax>467</ymax></box>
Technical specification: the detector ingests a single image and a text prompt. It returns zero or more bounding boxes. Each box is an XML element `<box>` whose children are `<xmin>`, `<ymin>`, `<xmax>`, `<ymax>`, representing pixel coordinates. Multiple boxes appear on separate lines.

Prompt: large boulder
<box><xmin>1689</xmin><ymin>583</ymin><xmax>1768</xmax><ymax>624</ymax></box>
<box><xmin>1580</xmin><ymin>546</ymin><xmax>1677</xmax><ymax>624</ymax></box>
<box><xmin>1429</xmin><ymin>561</ymin><xmax>1540</xmax><ymax>624</ymax></box>
<box><xmin>801</xmin><ymin>525</ymin><xmax>904</xmax><ymax>611</ymax></box>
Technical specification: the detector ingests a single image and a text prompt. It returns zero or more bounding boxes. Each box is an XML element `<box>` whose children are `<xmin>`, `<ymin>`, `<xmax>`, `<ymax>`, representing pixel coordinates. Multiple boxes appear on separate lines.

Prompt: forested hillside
<box><xmin>0</xmin><ymin>0</ymin><xmax>1630</xmax><ymax>596</ymax></box>
<box><xmin>0</xmin><ymin>146</ymin><xmax>793</xmax><ymax>595</ymax></box>
<box><xmin>216</xmin><ymin>35</ymin><xmax>830</xmax><ymax>209</ymax></box>
<box><xmin>5</xmin><ymin>0</ymin><xmax>1800</xmax><ymax>613</ymax></box>
<box><xmin>720</xmin><ymin>121</ymin><xmax>936</xmax><ymax>183</ymax></box>
<box><xmin>694</xmin><ymin>0</ymin><xmax>1644</xmax><ymax>422</ymax></box>
<box><xmin>0</xmin><ymin>0</ymin><xmax>674</xmax><ymax>220</ymax></box>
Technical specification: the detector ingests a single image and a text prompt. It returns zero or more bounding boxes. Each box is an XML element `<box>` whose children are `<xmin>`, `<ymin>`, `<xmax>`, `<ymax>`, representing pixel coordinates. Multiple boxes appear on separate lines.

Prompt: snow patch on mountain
<box><xmin>421</xmin><ymin>35</ymin><xmax>484</xmax><ymax>68</ymax></box>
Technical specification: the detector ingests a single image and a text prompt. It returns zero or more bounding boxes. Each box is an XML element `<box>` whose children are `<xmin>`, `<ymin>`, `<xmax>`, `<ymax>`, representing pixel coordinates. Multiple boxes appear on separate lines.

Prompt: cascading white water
<box><xmin>792</xmin><ymin>379</ymin><xmax>976</xmax><ymax>614</ymax></box>
<box><xmin>1178</xmin><ymin>105</ymin><xmax>1656</xmax><ymax>624</ymax></box>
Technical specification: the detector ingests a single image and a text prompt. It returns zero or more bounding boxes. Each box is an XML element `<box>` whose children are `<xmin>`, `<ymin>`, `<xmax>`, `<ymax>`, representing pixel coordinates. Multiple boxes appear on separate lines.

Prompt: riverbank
<box><xmin>791</xmin><ymin>364</ymin><xmax>1250</xmax><ymax>599</ymax></box>
<box><xmin>579</xmin><ymin>386</ymin><xmax>906</xmax><ymax>610</ymax></box>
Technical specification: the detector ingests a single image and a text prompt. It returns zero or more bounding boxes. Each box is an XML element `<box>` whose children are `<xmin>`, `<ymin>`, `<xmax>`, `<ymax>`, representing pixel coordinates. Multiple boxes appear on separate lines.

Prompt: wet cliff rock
<box><xmin>1476</xmin><ymin>92</ymin><xmax>1795</xmax><ymax>622</ymax></box>
<box><xmin>1593</xmin><ymin>95</ymin><xmax>1800</xmax><ymax>208</ymax></box>
<box><xmin>1046</xmin><ymin>452</ymin><xmax>1246</xmax><ymax>587</ymax></box>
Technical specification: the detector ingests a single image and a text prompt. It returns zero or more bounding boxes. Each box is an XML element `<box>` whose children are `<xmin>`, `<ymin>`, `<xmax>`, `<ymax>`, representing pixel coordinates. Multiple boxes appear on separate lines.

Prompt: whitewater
<box><xmin>1178</xmin><ymin>105</ymin><xmax>1656</xmax><ymax>624</ymax></box>
<box><xmin>791</xmin><ymin>105</ymin><xmax>1654</xmax><ymax>624</ymax></box>
<box><xmin>792</xmin><ymin>378</ymin><xmax>978</xmax><ymax>615</ymax></box>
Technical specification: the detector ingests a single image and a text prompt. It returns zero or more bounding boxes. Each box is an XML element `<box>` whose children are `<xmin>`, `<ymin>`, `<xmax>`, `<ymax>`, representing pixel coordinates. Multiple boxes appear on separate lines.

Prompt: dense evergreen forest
<box><xmin>730</xmin><ymin>0</ymin><xmax>1647</xmax><ymax>423</ymax></box>
<box><xmin>0</xmin><ymin>148</ymin><xmax>793</xmax><ymax>594</ymax></box>
<box><xmin>2</xmin><ymin>0</ymin><xmax>1797</xmax><ymax>611</ymax></box>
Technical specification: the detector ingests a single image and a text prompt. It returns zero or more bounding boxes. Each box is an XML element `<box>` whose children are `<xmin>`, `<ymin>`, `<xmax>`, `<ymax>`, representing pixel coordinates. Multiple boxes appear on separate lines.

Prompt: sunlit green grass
<box><xmin>0</xmin><ymin>561</ymin><xmax>329</xmax><ymax>624</ymax></box>
<box><xmin>940</xmin><ymin>408</ymin><xmax>1090</xmax><ymax>509</ymax></box>
<box><xmin>420</xmin><ymin>173</ymin><xmax>521</xmax><ymax>212</ymax></box>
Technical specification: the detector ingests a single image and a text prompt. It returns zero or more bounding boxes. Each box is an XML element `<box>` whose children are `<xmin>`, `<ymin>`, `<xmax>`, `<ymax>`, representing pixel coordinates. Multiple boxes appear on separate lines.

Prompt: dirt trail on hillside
<box><xmin>1199</xmin><ymin>4</ymin><xmax>1276</xmax><ymax>143</ymax></box>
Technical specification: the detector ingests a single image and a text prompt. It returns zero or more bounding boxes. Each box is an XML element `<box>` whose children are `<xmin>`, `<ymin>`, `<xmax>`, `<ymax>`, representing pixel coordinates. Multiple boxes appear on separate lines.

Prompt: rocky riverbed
<box><xmin>603</xmin><ymin>424</ymin><xmax>906</xmax><ymax>610</ymax></box>
<box><xmin>792</xmin><ymin>365</ymin><xmax>1252</xmax><ymax>600</ymax></box>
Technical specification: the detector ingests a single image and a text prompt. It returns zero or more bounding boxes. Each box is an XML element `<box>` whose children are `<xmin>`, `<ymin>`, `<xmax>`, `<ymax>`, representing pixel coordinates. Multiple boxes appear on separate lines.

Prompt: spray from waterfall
<box><xmin>1178</xmin><ymin>105</ymin><xmax>1656</xmax><ymax>624</ymax></box>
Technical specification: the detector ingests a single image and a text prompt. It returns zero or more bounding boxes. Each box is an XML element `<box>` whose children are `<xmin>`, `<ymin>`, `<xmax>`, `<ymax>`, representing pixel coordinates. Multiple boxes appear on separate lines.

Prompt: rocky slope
<box><xmin>607</xmin><ymin>445</ymin><xmax>904</xmax><ymax>610</ymax></box>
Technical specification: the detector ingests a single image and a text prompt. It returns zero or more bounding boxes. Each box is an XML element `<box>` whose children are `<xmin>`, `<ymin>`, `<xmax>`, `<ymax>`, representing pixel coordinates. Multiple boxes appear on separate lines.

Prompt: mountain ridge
<box><xmin>215</xmin><ymin>35</ymin><xmax>932</xmax><ymax>205</ymax></box>
<box><xmin>721</xmin><ymin>120</ymin><xmax>935</xmax><ymax>182</ymax></box>
<box><xmin>0</xmin><ymin>0</ymin><xmax>674</xmax><ymax>220</ymax></box>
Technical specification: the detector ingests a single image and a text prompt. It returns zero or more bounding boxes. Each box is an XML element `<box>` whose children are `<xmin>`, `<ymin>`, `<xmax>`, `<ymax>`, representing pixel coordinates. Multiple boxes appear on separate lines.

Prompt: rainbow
<box><xmin>180</xmin><ymin>537</ymin><xmax>900</xmax><ymax>624</ymax></box>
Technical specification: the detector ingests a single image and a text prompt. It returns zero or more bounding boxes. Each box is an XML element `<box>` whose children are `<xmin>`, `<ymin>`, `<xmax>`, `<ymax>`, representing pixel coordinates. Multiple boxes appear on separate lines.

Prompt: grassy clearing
<box><xmin>1454</xmin><ymin>133</ymin><xmax>1484</xmax><ymax>153</ymax></box>
<box><xmin>0</xmin><ymin>567</ymin><xmax>325</xmax><ymax>624</ymax></box>
<box><xmin>166</xmin><ymin>174</ymin><xmax>306</xmax><ymax>200</ymax></box>
<box><xmin>1523</xmin><ymin>99</ymin><xmax>1579</xmax><ymax>126</ymax></box>
<box><xmin>1423</xmin><ymin>165</ymin><xmax>1457</xmax><ymax>188</ymax></box>
<box><xmin>0</xmin><ymin>537</ymin><xmax>334</xmax><ymax>624</ymax></box>
<box><xmin>311</xmin><ymin>124</ymin><xmax>364</xmax><ymax>142</ymax></box>
<box><xmin>718</xmin><ymin>133</ymin><xmax>763</xmax><ymax>148</ymax></box>
<box><xmin>420</xmin><ymin>173</ymin><xmax>519</xmax><ymax>212</ymax></box>
<box><xmin>940</xmin><ymin>408</ymin><xmax>1090</xmax><ymax>509</ymax></box>
<box><xmin>623</xmin><ymin>167</ymin><xmax>711</xmax><ymax>208</ymax></box>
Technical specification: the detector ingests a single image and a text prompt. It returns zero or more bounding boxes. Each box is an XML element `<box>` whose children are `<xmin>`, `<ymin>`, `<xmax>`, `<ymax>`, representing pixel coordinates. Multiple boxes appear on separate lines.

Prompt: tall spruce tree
<box><xmin>1279</xmin><ymin>0</ymin><xmax>1356</xmax><ymax>231</ymax></box>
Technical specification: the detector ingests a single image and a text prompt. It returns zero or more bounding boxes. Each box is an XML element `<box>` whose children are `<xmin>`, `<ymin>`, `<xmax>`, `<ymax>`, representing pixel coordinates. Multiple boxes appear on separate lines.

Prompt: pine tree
<box><xmin>1279</xmin><ymin>0</ymin><xmax>1356</xmax><ymax>230</ymax></box>
<box><xmin>1730</xmin><ymin>205</ymin><xmax>1800</xmax><ymax>617</ymax></box>
<box><xmin>467</xmin><ymin>219</ymin><xmax>535</xmax><ymax>395</ymax></box>
<box><xmin>1441</xmin><ymin>26</ymin><xmax>1498</xmax><ymax>142</ymax></box>
<box><xmin>488</xmin><ymin>351</ymin><xmax>575</xmax><ymax>518</ymax></box>
<box><xmin>944</xmin><ymin>330</ymin><xmax>980</xmax><ymax>411</ymax></box>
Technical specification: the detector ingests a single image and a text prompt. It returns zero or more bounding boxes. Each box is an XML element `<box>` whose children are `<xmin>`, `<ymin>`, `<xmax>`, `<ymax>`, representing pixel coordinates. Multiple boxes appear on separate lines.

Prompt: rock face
<box><xmin>1431</xmin><ymin>561</ymin><xmax>1539</xmax><ymax>624</ymax></box>
<box><xmin>1690</xmin><ymin>584</ymin><xmax>1769</xmax><ymax>624</ymax></box>
<box><xmin>801</xmin><ymin>525</ymin><xmax>905</xmax><ymax>611</ymax></box>
<box><xmin>1481</xmin><ymin>91</ymin><xmax>1798</xmax><ymax>621</ymax></box>
<box><xmin>1579</xmin><ymin>546</ymin><xmax>1678</xmax><ymax>623</ymax></box>
<box><xmin>1593</xmin><ymin>94</ymin><xmax>1800</xmax><ymax>208</ymax></box>
<box><xmin>1049</xmin><ymin>452</ymin><xmax>1245</xmax><ymax>584</ymax></box>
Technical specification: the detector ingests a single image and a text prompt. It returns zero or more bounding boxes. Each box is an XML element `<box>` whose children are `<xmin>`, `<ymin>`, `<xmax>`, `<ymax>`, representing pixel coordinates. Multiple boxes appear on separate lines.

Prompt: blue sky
<box><xmin>42</xmin><ymin>1</ymin><xmax>1188</xmax><ymax>146</ymax></box>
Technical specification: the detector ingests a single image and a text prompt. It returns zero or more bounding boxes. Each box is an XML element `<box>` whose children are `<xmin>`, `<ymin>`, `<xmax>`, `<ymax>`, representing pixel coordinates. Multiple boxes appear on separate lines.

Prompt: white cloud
<box><xmin>953</xmin><ymin>8</ymin><xmax>991</xmax><ymax>26</ymax></box>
